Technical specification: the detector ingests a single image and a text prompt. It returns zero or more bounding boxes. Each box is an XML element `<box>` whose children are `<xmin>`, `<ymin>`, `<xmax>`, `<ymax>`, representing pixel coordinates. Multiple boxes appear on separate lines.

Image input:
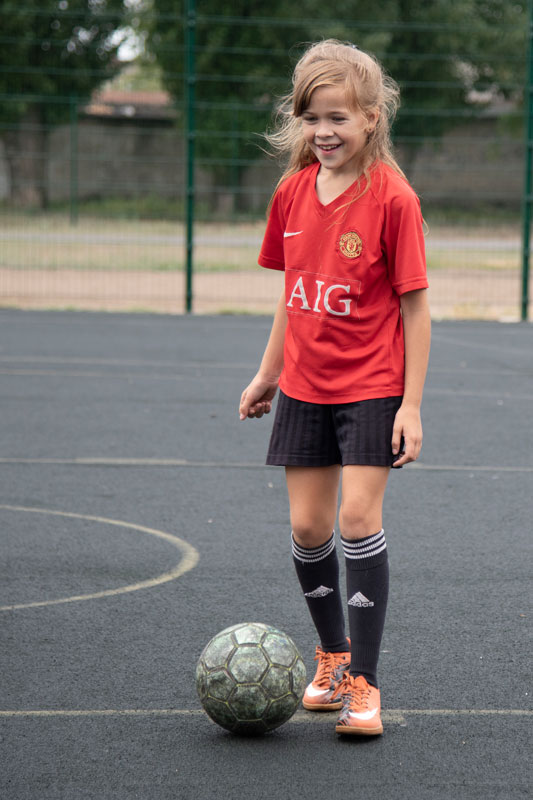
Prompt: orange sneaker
<box><xmin>302</xmin><ymin>644</ymin><xmax>351</xmax><ymax>711</ymax></box>
<box><xmin>333</xmin><ymin>674</ymin><xmax>383</xmax><ymax>735</ymax></box>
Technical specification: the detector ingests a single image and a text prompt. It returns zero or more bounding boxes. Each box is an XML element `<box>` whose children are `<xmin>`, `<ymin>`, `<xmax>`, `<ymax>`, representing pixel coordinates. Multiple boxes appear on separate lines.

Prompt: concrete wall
<box><xmin>0</xmin><ymin>113</ymin><xmax>524</xmax><ymax>210</ymax></box>
<box><xmin>47</xmin><ymin>116</ymin><xmax>213</xmax><ymax>203</ymax></box>
<box><xmin>405</xmin><ymin>121</ymin><xmax>523</xmax><ymax>206</ymax></box>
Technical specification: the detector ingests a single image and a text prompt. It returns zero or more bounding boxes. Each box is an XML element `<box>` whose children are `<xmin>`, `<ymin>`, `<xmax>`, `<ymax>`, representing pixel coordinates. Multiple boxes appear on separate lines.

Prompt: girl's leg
<box><xmin>339</xmin><ymin>465</ymin><xmax>390</xmax><ymax>688</ymax></box>
<box><xmin>286</xmin><ymin>465</ymin><xmax>348</xmax><ymax>652</ymax></box>
<box><xmin>286</xmin><ymin>465</ymin><xmax>340</xmax><ymax>547</ymax></box>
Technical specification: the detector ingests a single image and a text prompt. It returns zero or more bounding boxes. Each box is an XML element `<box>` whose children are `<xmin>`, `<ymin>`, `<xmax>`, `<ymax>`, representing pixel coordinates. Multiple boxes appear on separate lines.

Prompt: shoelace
<box><xmin>313</xmin><ymin>647</ymin><xmax>347</xmax><ymax>689</ymax></box>
<box><xmin>332</xmin><ymin>674</ymin><xmax>371</xmax><ymax>709</ymax></box>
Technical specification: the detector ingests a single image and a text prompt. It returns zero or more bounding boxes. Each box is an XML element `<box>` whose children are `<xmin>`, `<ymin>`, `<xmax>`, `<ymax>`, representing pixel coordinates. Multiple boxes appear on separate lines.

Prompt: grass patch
<box><xmin>427</xmin><ymin>254</ymin><xmax>520</xmax><ymax>272</ymax></box>
<box><xmin>424</xmin><ymin>204</ymin><xmax>521</xmax><ymax>226</ymax></box>
<box><xmin>0</xmin><ymin>208</ymin><xmax>523</xmax><ymax>275</ymax></box>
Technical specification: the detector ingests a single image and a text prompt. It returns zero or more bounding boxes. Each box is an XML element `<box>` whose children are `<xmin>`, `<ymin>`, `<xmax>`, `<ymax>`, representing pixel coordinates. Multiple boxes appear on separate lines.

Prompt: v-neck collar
<box><xmin>310</xmin><ymin>162</ymin><xmax>367</xmax><ymax>216</ymax></box>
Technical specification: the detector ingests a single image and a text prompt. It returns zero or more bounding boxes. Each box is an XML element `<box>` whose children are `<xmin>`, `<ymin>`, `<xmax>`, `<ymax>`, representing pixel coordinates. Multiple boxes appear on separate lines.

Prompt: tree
<box><xmin>383</xmin><ymin>0</ymin><xmax>525</xmax><ymax>173</ymax></box>
<box><xmin>148</xmin><ymin>0</ymin><xmax>316</xmax><ymax>212</ymax></box>
<box><xmin>0</xmin><ymin>1</ymin><xmax>133</xmax><ymax>206</ymax></box>
<box><xmin>308</xmin><ymin>0</ymin><xmax>527</xmax><ymax>174</ymax></box>
<box><xmin>147</xmin><ymin>0</ymin><xmax>526</xmax><ymax>200</ymax></box>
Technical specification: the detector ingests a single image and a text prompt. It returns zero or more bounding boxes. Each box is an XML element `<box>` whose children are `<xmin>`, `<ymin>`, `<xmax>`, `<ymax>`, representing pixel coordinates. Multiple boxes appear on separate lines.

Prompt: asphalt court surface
<box><xmin>0</xmin><ymin>310</ymin><xmax>531</xmax><ymax>799</ymax></box>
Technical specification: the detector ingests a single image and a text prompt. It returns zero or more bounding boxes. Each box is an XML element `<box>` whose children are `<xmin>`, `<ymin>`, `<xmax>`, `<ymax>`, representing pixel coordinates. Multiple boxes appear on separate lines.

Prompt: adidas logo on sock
<box><xmin>348</xmin><ymin>591</ymin><xmax>374</xmax><ymax>608</ymax></box>
<box><xmin>304</xmin><ymin>585</ymin><xmax>334</xmax><ymax>598</ymax></box>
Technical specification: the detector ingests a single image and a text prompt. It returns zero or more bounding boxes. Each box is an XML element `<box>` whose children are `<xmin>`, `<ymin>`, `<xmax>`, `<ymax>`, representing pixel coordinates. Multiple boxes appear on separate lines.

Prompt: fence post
<box><xmin>521</xmin><ymin>0</ymin><xmax>533</xmax><ymax>321</ymax></box>
<box><xmin>184</xmin><ymin>0</ymin><xmax>196</xmax><ymax>313</ymax></box>
<box><xmin>69</xmin><ymin>96</ymin><xmax>78</xmax><ymax>226</ymax></box>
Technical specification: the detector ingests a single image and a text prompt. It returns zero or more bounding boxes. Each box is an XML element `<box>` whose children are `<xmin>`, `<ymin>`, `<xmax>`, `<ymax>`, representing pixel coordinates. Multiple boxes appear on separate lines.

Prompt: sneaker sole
<box><xmin>335</xmin><ymin>722</ymin><xmax>383</xmax><ymax>736</ymax></box>
<box><xmin>302</xmin><ymin>699</ymin><xmax>343</xmax><ymax>711</ymax></box>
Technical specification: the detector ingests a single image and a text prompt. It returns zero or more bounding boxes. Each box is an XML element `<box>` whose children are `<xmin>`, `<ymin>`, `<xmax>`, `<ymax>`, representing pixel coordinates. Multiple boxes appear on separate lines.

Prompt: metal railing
<box><xmin>0</xmin><ymin>4</ymin><xmax>530</xmax><ymax>320</ymax></box>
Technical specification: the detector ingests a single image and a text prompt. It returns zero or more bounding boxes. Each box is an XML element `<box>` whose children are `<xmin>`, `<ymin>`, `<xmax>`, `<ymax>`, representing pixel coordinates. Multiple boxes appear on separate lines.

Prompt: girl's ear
<box><xmin>366</xmin><ymin>107</ymin><xmax>380</xmax><ymax>133</ymax></box>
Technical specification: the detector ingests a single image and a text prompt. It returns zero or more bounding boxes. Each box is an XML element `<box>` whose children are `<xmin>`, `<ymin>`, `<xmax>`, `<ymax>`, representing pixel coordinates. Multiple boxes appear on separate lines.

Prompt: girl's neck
<box><xmin>315</xmin><ymin>164</ymin><xmax>364</xmax><ymax>206</ymax></box>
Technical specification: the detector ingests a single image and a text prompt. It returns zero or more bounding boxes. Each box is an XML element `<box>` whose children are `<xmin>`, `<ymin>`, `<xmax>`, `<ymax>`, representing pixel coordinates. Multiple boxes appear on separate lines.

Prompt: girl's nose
<box><xmin>315</xmin><ymin>119</ymin><xmax>334</xmax><ymax>139</ymax></box>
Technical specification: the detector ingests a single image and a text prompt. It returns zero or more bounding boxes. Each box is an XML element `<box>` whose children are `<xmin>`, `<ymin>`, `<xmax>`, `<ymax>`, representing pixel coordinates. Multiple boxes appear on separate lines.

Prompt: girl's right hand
<box><xmin>239</xmin><ymin>375</ymin><xmax>279</xmax><ymax>420</ymax></box>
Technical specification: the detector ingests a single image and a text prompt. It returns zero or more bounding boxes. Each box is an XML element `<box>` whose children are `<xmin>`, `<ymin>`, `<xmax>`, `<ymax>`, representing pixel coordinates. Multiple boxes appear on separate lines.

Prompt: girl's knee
<box><xmin>291</xmin><ymin>516</ymin><xmax>333</xmax><ymax>548</ymax></box>
<box><xmin>339</xmin><ymin>500</ymin><xmax>382</xmax><ymax>540</ymax></box>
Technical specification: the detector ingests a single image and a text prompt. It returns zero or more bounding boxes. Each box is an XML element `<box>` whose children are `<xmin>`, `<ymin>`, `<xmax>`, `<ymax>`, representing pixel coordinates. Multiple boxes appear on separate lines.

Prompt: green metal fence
<box><xmin>0</xmin><ymin>4</ymin><xmax>531</xmax><ymax>320</ymax></box>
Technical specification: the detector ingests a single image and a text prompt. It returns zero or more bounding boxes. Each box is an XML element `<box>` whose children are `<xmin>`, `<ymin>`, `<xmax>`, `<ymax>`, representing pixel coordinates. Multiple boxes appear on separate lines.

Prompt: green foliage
<box><xmin>149</xmin><ymin>1</ymin><xmax>309</xmax><ymax>187</ymax></box>
<box><xmin>303</xmin><ymin>0</ymin><xmax>527</xmax><ymax>146</ymax></box>
<box><xmin>383</xmin><ymin>0</ymin><xmax>526</xmax><ymax>142</ymax></box>
<box><xmin>0</xmin><ymin>0</ymin><xmax>132</xmax><ymax>125</ymax></box>
<box><xmin>147</xmin><ymin>0</ymin><xmax>527</xmax><ymax>184</ymax></box>
<box><xmin>48</xmin><ymin>193</ymin><xmax>187</xmax><ymax>219</ymax></box>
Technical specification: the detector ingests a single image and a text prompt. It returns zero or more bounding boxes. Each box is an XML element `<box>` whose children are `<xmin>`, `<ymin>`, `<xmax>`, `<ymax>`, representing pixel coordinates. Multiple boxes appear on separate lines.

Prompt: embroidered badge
<box><xmin>339</xmin><ymin>231</ymin><xmax>363</xmax><ymax>259</ymax></box>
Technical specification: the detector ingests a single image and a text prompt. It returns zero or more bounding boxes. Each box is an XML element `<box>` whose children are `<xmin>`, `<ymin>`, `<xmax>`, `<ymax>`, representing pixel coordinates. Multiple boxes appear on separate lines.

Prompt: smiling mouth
<box><xmin>316</xmin><ymin>143</ymin><xmax>341</xmax><ymax>152</ymax></box>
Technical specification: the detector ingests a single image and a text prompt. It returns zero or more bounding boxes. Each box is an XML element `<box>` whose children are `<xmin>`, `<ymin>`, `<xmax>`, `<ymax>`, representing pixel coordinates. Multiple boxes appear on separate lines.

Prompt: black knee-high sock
<box><xmin>342</xmin><ymin>530</ymin><xmax>389</xmax><ymax>688</ymax></box>
<box><xmin>292</xmin><ymin>533</ymin><xmax>349</xmax><ymax>653</ymax></box>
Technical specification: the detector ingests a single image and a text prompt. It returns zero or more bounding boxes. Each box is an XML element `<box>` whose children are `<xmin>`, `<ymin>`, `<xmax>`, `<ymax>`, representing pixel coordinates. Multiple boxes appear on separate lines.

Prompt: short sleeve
<box><xmin>382</xmin><ymin>189</ymin><xmax>428</xmax><ymax>295</ymax></box>
<box><xmin>258</xmin><ymin>188</ymin><xmax>286</xmax><ymax>271</ymax></box>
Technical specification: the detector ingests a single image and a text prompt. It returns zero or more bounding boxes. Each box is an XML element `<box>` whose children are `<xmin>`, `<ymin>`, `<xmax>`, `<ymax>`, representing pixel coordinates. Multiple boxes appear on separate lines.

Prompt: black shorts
<box><xmin>266</xmin><ymin>390</ymin><xmax>403</xmax><ymax>468</ymax></box>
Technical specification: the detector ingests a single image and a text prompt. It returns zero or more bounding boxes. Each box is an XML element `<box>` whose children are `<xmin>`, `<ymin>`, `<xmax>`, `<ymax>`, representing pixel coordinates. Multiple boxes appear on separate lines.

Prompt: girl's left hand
<box><xmin>391</xmin><ymin>404</ymin><xmax>423</xmax><ymax>467</ymax></box>
<box><xmin>239</xmin><ymin>374</ymin><xmax>279</xmax><ymax>420</ymax></box>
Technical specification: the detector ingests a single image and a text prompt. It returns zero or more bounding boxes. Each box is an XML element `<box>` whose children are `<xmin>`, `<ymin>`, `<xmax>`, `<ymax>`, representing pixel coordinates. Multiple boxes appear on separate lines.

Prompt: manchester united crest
<box><xmin>339</xmin><ymin>231</ymin><xmax>363</xmax><ymax>259</ymax></box>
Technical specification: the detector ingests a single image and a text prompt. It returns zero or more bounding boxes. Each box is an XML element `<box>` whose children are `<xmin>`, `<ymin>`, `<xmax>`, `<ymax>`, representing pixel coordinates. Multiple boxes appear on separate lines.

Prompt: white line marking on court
<box><xmin>0</xmin><ymin>356</ymin><xmax>254</xmax><ymax>370</ymax></box>
<box><xmin>0</xmin><ymin>458</ymin><xmax>191</xmax><ymax>466</ymax></box>
<box><xmin>425</xmin><ymin>387</ymin><xmax>533</xmax><ymax>401</ymax></box>
<box><xmin>409</xmin><ymin>463</ymin><xmax>533</xmax><ymax>473</ymax></box>
<box><xmin>0</xmin><ymin>505</ymin><xmax>199</xmax><ymax>612</ymax></box>
<box><xmin>0</xmin><ymin>356</ymin><xmax>529</xmax><ymax>378</ymax></box>
<box><xmin>393</xmin><ymin>709</ymin><xmax>533</xmax><ymax>716</ymax></box>
<box><xmin>0</xmin><ymin>368</ymin><xmax>191</xmax><ymax>380</ymax></box>
<box><xmin>3</xmin><ymin>363</ymin><xmax>532</xmax><ymax>398</ymax></box>
<box><xmin>0</xmin><ymin>708</ymin><xmax>530</xmax><ymax>724</ymax></box>
<box><xmin>0</xmin><ymin>709</ymin><xmax>206</xmax><ymax>718</ymax></box>
<box><xmin>0</xmin><ymin>459</ymin><xmax>531</xmax><ymax>473</ymax></box>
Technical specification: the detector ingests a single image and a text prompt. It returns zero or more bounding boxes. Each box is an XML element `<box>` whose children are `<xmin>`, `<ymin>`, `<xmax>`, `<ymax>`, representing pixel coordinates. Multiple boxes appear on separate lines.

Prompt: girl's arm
<box><xmin>391</xmin><ymin>288</ymin><xmax>431</xmax><ymax>466</ymax></box>
<box><xmin>239</xmin><ymin>288</ymin><xmax>287</xmax><ymax>420</ymax></box>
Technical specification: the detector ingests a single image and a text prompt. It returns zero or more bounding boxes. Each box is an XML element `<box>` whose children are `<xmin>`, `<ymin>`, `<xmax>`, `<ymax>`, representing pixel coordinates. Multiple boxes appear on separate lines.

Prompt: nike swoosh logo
<box><xmin>347</xmin><ymin>708</ymin><xmax>378</xmax><ymax>721</ymax></box>
<box><xmin>283</xmin><ymin>231</ymin><xmax>303</xmax><ymax>238</ymax></box>
<box><xmin>305</xmin><ymin>685</ymin><xmax>329</xmax><ymax>698</ymax></box>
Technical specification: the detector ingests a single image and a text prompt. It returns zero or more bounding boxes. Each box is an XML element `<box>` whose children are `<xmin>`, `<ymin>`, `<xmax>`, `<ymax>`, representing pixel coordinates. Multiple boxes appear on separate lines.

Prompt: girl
<box><xmin>239</xmin><ymin>39</ymin><xmax>430</xmax><ymax>736</ymax></box>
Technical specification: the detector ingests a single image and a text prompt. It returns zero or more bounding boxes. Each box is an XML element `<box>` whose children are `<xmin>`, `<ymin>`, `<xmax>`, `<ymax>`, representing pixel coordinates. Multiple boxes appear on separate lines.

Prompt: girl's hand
<box><xmin>391</xmin><ymin>403</ymin><xmax>423</xmax><ymax>467</ymax></box>
<box><xmin>239</xmin><ymin>375</ymin><xmax>279</xmax><ymax>420</ymax></box>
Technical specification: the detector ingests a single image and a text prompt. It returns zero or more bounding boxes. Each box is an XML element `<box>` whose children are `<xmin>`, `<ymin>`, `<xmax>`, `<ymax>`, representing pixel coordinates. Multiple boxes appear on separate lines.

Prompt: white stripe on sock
<box><xmin>342</xmin><ymin>530</ymin><xmax>384</xmax><ymax>550</ymax></box>
<box><xmin>292</xmin><ymin>533</ymin><xmax>336</xmax><ymax>563</ymax></box>
<box><xmin>342</xmin><ymin>530</ymin><xmax>386</xmax><ymax>560</ymax></box>
<box><xmin>344</xmin><ymin>541</ymin><xmax>387</xmax><ymax>560</ymax></box>
<box><xmin>292</xmin><ymin>538</ymin><xmax>333</xmax><ymax>559</ymax></box>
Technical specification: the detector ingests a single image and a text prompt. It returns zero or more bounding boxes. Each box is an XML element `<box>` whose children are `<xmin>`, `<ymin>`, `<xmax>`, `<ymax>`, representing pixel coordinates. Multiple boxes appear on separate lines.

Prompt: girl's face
<box><xmin>301</xmin><ymin>85</ymin><xmax>378</xmax><ymax>178</ymax></box>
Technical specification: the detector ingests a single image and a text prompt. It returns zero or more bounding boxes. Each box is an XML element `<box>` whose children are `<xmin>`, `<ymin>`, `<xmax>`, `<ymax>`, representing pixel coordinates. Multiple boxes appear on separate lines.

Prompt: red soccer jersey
<box><xmin>258</xmin><ymin>161</ymin><xmax>428</xmax><ymax>404</ymax></box>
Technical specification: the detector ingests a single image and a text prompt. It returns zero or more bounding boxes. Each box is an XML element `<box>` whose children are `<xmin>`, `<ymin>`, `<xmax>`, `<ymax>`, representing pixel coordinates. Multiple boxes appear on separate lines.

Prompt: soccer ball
<box><xmin>196</xmin><ymin>622</ymin><xmax>306</xmax><ymax>735</ymax></box>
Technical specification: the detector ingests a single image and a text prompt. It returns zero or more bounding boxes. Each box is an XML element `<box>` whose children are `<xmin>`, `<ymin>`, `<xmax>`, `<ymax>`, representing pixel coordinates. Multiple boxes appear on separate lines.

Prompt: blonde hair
<box><xmin>266</xmin><ymin>39</ymin><xmax>406</xmax><ymax>207</ymax></box>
